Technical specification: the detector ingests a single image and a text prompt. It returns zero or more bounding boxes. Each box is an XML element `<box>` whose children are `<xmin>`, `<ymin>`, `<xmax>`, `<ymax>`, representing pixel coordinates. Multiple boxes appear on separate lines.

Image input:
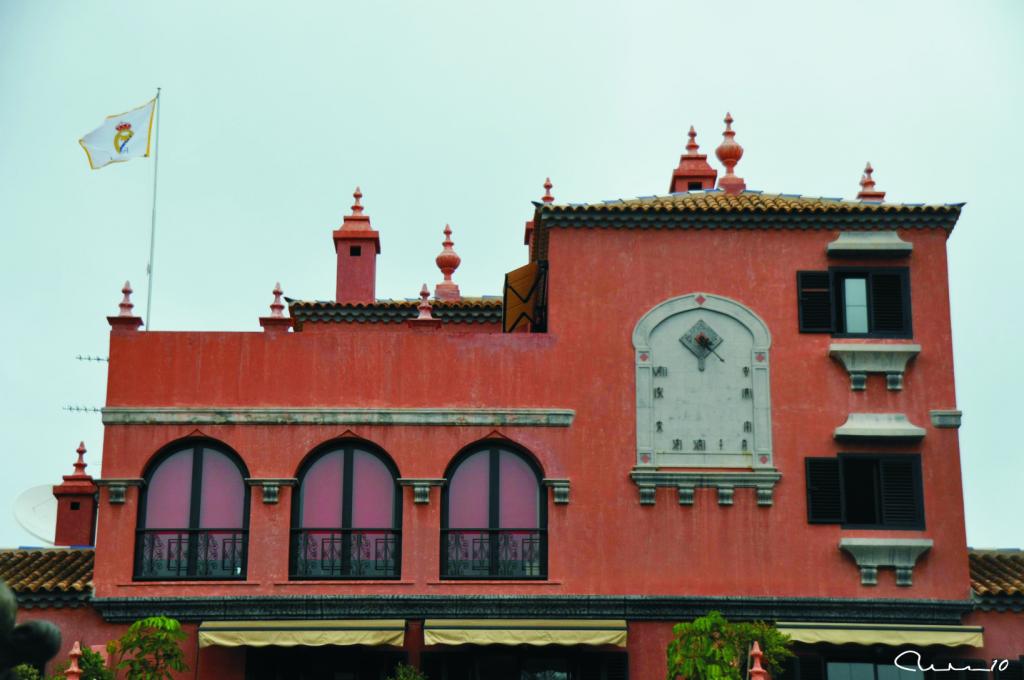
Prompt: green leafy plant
<box><xmin>666</xmin><ymin>610</ymin><xmax>793</xmax><ymax>680</ymax></box>
<box><xmin>105</xmin><ymin>616</ymin><xmax>188</xmax><ymax>680</ymax></box>
<box><xmin>12</xmin><ymin>664</ymin><xmax>41</xmax><ymax>680</ymax></box>
<box><xmin>385</xmin><ymin>663</ymin><xmax>429</xmax><ymax>680</ymax></box>
<box><xmin>46</xmin><ymin>647</ymin><xmax>114</xmax><ymax>680</ymax></box>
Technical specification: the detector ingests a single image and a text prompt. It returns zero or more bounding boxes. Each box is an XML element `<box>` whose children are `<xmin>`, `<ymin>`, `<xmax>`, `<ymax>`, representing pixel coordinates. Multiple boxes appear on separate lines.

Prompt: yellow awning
<box><xmin>776</xmin><ymin>622</ymin><xmax>983</xmax><ymax>648</ymax></box>
<box><xmin>198</xmin><ymin>620</ymin><xmax>405</xmax><ymax>648</ymax></box>
<box><xmin>423</xmin><ymin>619</ymin><xmax>627</xmax><ymax>648</ymax></box>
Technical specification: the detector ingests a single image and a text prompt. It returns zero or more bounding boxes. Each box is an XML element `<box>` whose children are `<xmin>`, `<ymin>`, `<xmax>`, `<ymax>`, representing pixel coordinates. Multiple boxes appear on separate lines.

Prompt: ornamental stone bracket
<box><xmin>826</xmin><ymin>231</ymin><xmax>913</xmax><ymax>258</ymax></box>
<box><xmin>542</xmin><ymin>479</ymin><xmax>571</xmax><ymax>505</ymax></box>
<box><xmin>630</xmin><ymin>469</ymin><xmax>781</xmax><ymax>507</ymax></box>
<box><xmin>398</xmin><ymin>478</ymin><xmax>446</xmax><ymax>504</ymax></box>
<box><xmin>94</xmin><ymin>478</ymin><xmax>145</xmax><ymax>504</ymax></box>
<box><xmin>839</xmin><ymin>538</ymin><xmax>933</xmax><ymax>587</ymax></box>
<box><xmin>828</xmin><ymin>343</ymin><xmax>921</xmax><ymax>391</ymax></box>
<box><xmin>244</xmin><ymin>478</ymin><xmax>297</xmax><ymax>504</ymax></box>
<box><xmin>930</xmin><ymin>409</ymin><xmax>963</xmax><ymax>429</ymax></box>
<box><xmin>834</xmin><ymin>413</ymin><xmax>926</xmax><ymax>441</ymax></box>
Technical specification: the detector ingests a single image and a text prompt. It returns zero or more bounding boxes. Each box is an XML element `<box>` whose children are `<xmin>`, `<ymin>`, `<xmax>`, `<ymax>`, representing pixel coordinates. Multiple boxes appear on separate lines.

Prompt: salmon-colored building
<box><xmin>13</xmin><ymin>116</ymin><xmax>1024</xmax><ymax>678</ymax></box>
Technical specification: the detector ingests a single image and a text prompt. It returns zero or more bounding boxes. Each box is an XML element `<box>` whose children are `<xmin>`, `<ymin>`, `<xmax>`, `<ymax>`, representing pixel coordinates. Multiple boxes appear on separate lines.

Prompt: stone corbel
<box><xmin>244</xmin><ymin>478</ymin><xmax>297</xmax><ymax>504</ymax></box>
<box><xmin>839</xmin><ymin>538</ymin><xmax>933</xmax><ymax>586</ymax></box>
<box><xmin>398</xmin><ymin>478</ymin><xmax>446</xmax><ymax>504</ymax></box>
<box><xmin>632</xmin><ymin>469</ymin><xmax>781</xmax><ymax>507</ymax></box>
<box><xmin>826</xmin><ymin>231</ymin><xmax>912</xmax><ymax>258</ymax></box>
<box><xmin>542</xmin><ymin>479</ymin><xmax>571</xmax><ymax>505</ymax></box>
<box><xmin>829</xmin><ymin>344</ymin><xmax>921</xmax><ymax>391</ymax></box>
<box><xmin>834</xmin><ymin>413</ymin><xmax>926</xmax><ymax>441</ymax></box>
<box><xmin>930</xmin><ymin>409</ymin><xmax>963</xmax><ymax>429</ymax></box>
<box><xmin>95</xmin><ymin>478</ymin><xmax>145</xmax><ymax>504</ymax></box>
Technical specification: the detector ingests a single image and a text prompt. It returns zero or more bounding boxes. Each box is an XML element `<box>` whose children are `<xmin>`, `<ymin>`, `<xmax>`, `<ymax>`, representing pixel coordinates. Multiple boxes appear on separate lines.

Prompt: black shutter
<box><xmin>797</xmin><ymin>272</ymin><xmax>833</xmax><ymax>332</ymax></box>
<box><xmin>806</xmin><ymin>458</ymin><xmax>842</xmax><ymax>523</ymax></box>
<box><xmin>879</xmin><ymin>456</ymin><xmax>924</xmax><ymax>528</ymax></box>
<box><xmin>869</xmin><ymin>272</ymin><xmax>907</xmax><ymax>333</ymax></box>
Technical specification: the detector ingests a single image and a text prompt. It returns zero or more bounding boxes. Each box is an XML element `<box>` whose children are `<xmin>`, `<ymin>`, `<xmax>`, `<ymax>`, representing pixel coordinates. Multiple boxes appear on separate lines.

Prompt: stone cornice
<box><xmin>102</xmin><ymin>407</ymin><xmax>575</xmax><ymax>428</ymax></box>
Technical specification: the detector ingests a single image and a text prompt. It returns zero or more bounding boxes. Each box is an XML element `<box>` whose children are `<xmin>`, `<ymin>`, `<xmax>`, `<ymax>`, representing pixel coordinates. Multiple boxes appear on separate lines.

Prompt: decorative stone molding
<box><xmin>102</xmin><ymin>407</ymin><xmax>574</xmax><ymax>427</ymax></box>
<box><xmin>833</xmin><ymin>413</ymin><xmax>926</xmax><ymax>441</ymax></box>
<box><xmin>631</xmin><ymin>469</ymin><xmax>781</xmax><ymax>507</ymax></box>
<box><xmin>244</xmin><ymin>478</ymin><xmax>297</xmax><ymax>504</ymax></box>
<box><xmin>542</xmin><ymin>479</ymin><xmax>571</xmax><ymax>505</ymax></box>
<box><xmin>839</xmin><ymin>538</ymin><xmax>933</xmax><ymax>586</ymax></box>
<box><xmin>94</xmin><ymin>478</ymin><xmax>145</xmax><ymax>504</ymax></box>
<box><xmin>398</xmin><ymin>479</ymin><xmax>446</xmax><ymax>504</ymax></box>
<box><xmin>829</xmin><ymin>344</ymin><xmax>921</xmax><ymax>391</ymax></box>
<box><xmin>826</xmin><ymin>231</ymin><xmax>912</xmax><ymax>257</ymax></box>
<box><xmin>930</xmin><ymin>409</ymin><xmax>963</xmax><ymax>429</ymax></box>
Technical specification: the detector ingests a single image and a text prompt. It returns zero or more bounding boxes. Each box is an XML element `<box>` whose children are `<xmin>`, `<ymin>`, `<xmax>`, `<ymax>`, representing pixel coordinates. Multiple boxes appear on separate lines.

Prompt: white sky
<box><xmin>0</xmin><ymin>0</ymin><xmax>1021</xmax><ymax>549</ymax></box>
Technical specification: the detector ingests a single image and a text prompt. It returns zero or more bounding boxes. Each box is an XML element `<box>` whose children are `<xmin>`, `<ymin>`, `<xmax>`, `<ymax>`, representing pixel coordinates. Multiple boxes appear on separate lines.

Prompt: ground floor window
<box><xmin>245</xmin><ymin>646</ymin><xmax>405</xmax><ymax>680</ymax></box>
<box><xmin>422</xmin><ymin>647</ymin><xmax>627</xmax><ymax>680</ymax></box>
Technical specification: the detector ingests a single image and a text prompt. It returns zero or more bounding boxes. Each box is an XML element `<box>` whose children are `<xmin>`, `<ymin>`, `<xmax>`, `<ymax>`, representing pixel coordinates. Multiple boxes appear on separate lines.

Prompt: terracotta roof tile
<box><xmin>288</xmin><ymin>298</ymin><xmax>503</xmax><ymax>327</ymax></box>
<box><xmin>0</xmin><ymin>549</ymin><xmax>93</xmax><ymax>594</ymax></box>
<box><xmin>969</xmin><ymin>549</ymin><xmax>1024</xmax><ymax>597</ymax></box>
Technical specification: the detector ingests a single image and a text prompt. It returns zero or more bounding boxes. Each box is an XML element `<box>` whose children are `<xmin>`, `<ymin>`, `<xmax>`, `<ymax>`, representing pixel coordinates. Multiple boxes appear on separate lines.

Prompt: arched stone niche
<box><xmin>631</xmin><ymin>293</ymin><xmax>780</xmax><ymax>505</ymax></box>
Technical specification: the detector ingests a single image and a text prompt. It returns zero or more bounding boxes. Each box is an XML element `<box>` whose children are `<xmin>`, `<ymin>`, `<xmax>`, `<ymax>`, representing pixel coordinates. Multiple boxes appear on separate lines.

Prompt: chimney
<box><xmin>333</xmin><ymin>187</ymin><xmax>381</xmax><ymax>304</ymax></box>
<box><xmin>52</xmin><ymin>442</ymin><xmax>98</xmax><ymax>547</ymax></box>
<box><xmin>669</xmin><ymin>126</ymin><xmax>718</xmax><ymax>192</ymax></box>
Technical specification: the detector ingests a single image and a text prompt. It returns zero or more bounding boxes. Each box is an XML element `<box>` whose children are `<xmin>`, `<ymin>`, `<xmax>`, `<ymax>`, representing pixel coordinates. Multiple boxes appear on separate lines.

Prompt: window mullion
<box><xmin>341</xmin><ymin>447</ymin><xmax>355</xmax><ymax>576</ymax></box>
<box><xmin>187</xmin><ymin>446</ymin><xmax>204</xmax><ymax>577</ymax></box>
<box><xmin>489</xmin><ymin>448</ymin><xmax>500</xmax><ymax>577</ymax></box>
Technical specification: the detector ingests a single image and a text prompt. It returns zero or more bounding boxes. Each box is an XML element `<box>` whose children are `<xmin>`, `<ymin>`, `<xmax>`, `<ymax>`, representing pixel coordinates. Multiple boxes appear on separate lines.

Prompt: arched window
<box><xmin>135</xmin><ymin>440</ymin><xmax>249</xmax><ymax>580</ymax></box>
<box><xmin>441</xmin><ymin>443</ymin><xmax>546</xmax><ymax>579</ymax></box>
<box><xmin>291</xmin><ymin>441</ymin><xmax>401</xmax><ymax>579</ymax></box>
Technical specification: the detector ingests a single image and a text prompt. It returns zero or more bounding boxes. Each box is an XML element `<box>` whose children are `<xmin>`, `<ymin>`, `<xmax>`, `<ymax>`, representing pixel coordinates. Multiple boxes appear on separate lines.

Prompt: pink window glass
<box><xmin>351</xmin><ymin>450</ymin><xmax>394</xmax><ymax>528</ymax></box>
<box><xmin>198</xmin><ymin>448</ymin><xmax>246</xmax><ymax>529</ymax></box>
<box><xmin>499</xmin><ymin>451</ymin><xmax>539</xmax><ymax>529</ymax></box>
<box><xmin>300</xmin><ymin>451</ymin><xmax>343</xmax><ymax>528</ymax></box>
<box><xmin>448</xmin><ymin>450</ymin><xmax>490</xmax><ymax>529</ymax></box>
<box><xmin>144</xmin><ymin>450</ymin><xmax>193</xmax><ymax>529</ymax></box>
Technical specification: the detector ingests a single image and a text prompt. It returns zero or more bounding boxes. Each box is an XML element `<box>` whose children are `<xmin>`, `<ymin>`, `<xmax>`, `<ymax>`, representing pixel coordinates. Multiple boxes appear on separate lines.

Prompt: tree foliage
<box><xmin>106</xmin><ymin>617</ymin><xmax>188</xmax><ymax>680</ymax></box>
<box><xmin>385</xmin><ymin>663</ymin><xmax>429</xmax><ymax>680</ymax></box>
<box><xmin>666</xmin><ymin>611</ymin><xmax>793</xmax><ymax>680</ymax></box>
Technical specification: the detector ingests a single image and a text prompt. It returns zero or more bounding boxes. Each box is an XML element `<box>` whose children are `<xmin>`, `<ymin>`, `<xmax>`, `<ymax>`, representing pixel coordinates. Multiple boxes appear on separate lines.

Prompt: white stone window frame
<box><xmin>632</xmin><ymin>292</ymin><xmax>774</xmax><ymax>471</ymax></box>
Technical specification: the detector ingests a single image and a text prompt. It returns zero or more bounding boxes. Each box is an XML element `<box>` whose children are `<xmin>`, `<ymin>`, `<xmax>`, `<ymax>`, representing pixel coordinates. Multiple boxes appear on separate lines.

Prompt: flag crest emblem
<box><xmin>79</xmin><ymin>98</ymin><xmax>156</xmax><ymax>169</ymax></box>
<box><xmin>113</xmin><ymin>122</ymin><xmax>134</xmax><ymax>153</ymax></box>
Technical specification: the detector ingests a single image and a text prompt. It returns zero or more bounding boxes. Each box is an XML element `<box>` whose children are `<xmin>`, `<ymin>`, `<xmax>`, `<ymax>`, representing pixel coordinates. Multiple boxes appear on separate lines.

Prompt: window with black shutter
<box><xmin>796</xmin><ymin>268</ymin><xmax>911</xmax><ymax>337</ymax></box>
<box><xmin>804</xmin><ymin>454</ymin><xmax>924</xmax><ymax>529</ymax></box>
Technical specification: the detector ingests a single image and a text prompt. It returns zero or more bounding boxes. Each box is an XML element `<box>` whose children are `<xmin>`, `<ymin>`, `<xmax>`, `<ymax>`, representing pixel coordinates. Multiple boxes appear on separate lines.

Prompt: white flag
<box><xmin>79</xmin><ymin>98</ymin><xmax>156</xmax><ymax>170</ymax></box>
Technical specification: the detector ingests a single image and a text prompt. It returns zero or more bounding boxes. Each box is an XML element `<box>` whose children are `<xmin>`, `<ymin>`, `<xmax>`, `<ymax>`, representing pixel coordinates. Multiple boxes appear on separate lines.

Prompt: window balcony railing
<box><xmin>289</xmin><ymin>528</ymin><xmax>401</xmax><ymax>579</ymax></box>
<box><xmin>134</xmin><ymin>528</ymin><xmax>247</xmax><ymax>580</ymax></box>
<box><xmin>441</xmin><ymin>528</ymin><xmax>546</xmax><ymax>579</ymax></box>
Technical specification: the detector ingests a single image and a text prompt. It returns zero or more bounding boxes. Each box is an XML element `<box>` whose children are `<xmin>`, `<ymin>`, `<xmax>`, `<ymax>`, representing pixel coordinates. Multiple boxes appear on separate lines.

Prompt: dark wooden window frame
<box><xmin>289</xmin><ymin>440</ymin><xmax>403</xmax><ymax>580</ymax></box>
<box><xmin>805</xmin><ymin>453</ymin><xmax>925</xmax><ymax>530</ymax></box>
<box><xmin>440</xmin><ymin>441</ymin><xmax>548</xmax><ymax>580</ymax></box>
<box><xmin>797</xmin><ymin>267</ymin><xmax>912</xmax><ymax>338</ymax></box>
<box><xmin>134</xmin><ymin>438</ymin><xmax>251</xmax><ymax>581</ymax></box>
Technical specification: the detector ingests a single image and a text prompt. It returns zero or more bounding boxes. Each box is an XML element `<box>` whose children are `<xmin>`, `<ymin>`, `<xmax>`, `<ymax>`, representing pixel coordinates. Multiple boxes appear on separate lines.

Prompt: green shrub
<box><xmin>385</xmin><ymin>663</ymin><xmax>429</xmax><ymax>680</ymax></box>
<box><xmin>106</xmin><ymin>616</ymin><xmax>188</xmax><ymax>680</ymax></box>
<box><xmin>666</xmin><ymin>610</ymin><xmax>793</xmax><ymax>680</ymax></box>
<box><xmin>12</xmin><ymin>664</ymin><xmax>41</xmax><ymax>680</ymax></box>
<box><xmin>46</xmin><ymin>647</ymin><xmax>114</xmax><ymax>680</ymax></box>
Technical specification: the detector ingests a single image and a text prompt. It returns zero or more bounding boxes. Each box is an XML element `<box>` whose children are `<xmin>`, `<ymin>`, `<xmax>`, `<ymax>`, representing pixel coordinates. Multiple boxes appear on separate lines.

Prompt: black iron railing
<box><xmin>134</xmin><ymin>528</ymin><xmax>247</xmax><ymax>580</ymax></box>
<box><xmin>289</xmin><ymin>528</ymin><xmax>401</xmax><ymax>579</ymax></box>
<box><xmin>441</xmin><ymin>528</ymin><xmax>546</xmax><ymax>579</ymax></box>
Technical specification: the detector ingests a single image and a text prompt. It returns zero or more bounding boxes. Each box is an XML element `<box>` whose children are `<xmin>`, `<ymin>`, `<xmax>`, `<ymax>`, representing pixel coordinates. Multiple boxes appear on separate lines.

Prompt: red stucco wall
<box><xmin>963</xmin><ymin>610</ymin><xmax>1024</xmax><ymax>660</ymax></box>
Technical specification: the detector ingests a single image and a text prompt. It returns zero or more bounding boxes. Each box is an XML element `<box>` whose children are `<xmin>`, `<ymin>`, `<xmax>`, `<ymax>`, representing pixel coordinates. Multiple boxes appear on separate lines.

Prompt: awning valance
<box><xmin>198</xmin><ymin>620</ymin><xmax>405</xmax><ymax>648</ymax></box>
<box><xmin>776</xmin><ymin>622</ymin><xmax>983</xmax><ymax>648</ymax></box>
<box><xmin>423</xmin><ymin>619</ymin><xmax>627</xmax><ymax>648</ymax></box>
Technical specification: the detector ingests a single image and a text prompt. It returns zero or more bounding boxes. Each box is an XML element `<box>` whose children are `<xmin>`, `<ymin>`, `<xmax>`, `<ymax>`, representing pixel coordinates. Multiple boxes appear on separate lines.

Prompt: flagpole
<box><xmin>145</xmin><ymin>88</ymin><xmax>161</xmax><ymax>331</ymax></box>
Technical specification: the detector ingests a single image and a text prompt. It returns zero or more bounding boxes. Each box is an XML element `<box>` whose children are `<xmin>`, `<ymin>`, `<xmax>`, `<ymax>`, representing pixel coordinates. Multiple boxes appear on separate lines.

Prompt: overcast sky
<box><xmin>1</xmin><ymin>1</ymin><xmax>1021</xmax><ymax>549</ymax></box>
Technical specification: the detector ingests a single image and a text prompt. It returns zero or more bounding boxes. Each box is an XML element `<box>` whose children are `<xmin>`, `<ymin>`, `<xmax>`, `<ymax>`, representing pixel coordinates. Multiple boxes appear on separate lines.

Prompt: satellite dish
<box><xmin>13</xmin><ymin>485</ymin><xmax>57</xmax><ymax>546</ymax></box>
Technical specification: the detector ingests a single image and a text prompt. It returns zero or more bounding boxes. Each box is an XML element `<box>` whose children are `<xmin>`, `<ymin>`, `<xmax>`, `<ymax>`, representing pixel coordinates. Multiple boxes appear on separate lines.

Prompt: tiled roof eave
<box><xmin>972</xmin><ymin>592</ymin><xmax>1024</xmax><ymax>613</ymax></box>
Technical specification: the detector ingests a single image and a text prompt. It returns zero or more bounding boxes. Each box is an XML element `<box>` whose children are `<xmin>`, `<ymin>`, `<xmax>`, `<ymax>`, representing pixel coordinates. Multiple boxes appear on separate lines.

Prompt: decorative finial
<box><xmin>351</xmin><ymin>186</ymin><xmax>364</xmax><ymax>215</ymax></box>
<box><xmin>542</xmin><ymin>177</ymin><xmax>554</xmax><ymax>204</ymax></box>
<box><xmin>118</xmin><ymin>281</ymin><xmax>134</xmax><ymax>317</ymax></box>
<box><xmin>270</xmin><ymin>282</ymin><xmax>285</xmax><ymax>318</ymax></box>
<box><xmin>434</xmin><ymin>224</ymin><xmax>462</xmax><ymax>301</ymax></box>
<box><xmin>417</xmin><ymin>284</ymin><xmax>434</xmax><ymax>320</ymax></box>
<box><xmin>748</xmin><ymin>640</ymin><xmax>768</xmax><ymax>680</ymax></box>
<box><xmin>856</xmin><ymin>162</ymin><xmax>886</xmax><ymax>201</ymax></box>
<box><xmin>686</xmin><ymin>126</ymin><xmax>699</xmax><ymax>155</ymax></box>
<box><xmin>715</xmin><ymin>112</ymin><xmax>746</xmax><ymax>195</ymax></box>
<box><xmin>65</xmin><ymin>641</ymin><xmax>83</xmax><ymax>680</ymax></box>
<box><xmin>73</xmin><ymin>442</ymin><xmax>88</xmax><ymax>477</ymax></box>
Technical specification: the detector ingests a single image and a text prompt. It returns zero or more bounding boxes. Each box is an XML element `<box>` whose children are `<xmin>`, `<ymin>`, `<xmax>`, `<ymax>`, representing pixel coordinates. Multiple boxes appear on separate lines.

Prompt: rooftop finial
<box><xmin>417</xmin><ymin>284</ymin><xmax>434</xmax><ymax>320</ymax></box>
<box><xmin>686</xmin><ymin>126</ymin><xmax>699</xmax><ymax>155</ymax></box>
<box><xmin>118</xmin><ymin>281</ymin><xmax>134</xmax><ymax>317</ymax></box>
<box><xmin>65</xmin><ymin>641</ymin><xmax>83</xmax><ymax>680</ymax></box>
<box><xmin>856</xmin><ymin>162</ymin><xmax>886</xmax><ymax>202</ymax></box>
<box><xmin>351</xmin><ymin>186</ymin><xmax>364</xmax><ymax>215</ymax></box>
<box><xmin>715</xmin><ymin>112</ymin><xmax>746</xmax><ymax>195</ymax></box>
<box><xmin>748</xmin><ymin>640</ymin><xmax>768</xmax><ymax>680</ymax></box>
<box><xmin>270</xmin><ymin>282</ymin><xmax>285</xmax><ymax>318</ymax></box>
<box><xmin>434</xmin><ymin>224</ymin><xmax>462</xmax><ymax>301</ymax></box>
<box><xmin>542</xmin><ymin>177</ymin><xmax>554</xmax><ymax>203</ymax></box>
<box><xmin>73</xmin><ymin>442</ymin><xmax>88</xmax><ymax>477</ymax></box>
